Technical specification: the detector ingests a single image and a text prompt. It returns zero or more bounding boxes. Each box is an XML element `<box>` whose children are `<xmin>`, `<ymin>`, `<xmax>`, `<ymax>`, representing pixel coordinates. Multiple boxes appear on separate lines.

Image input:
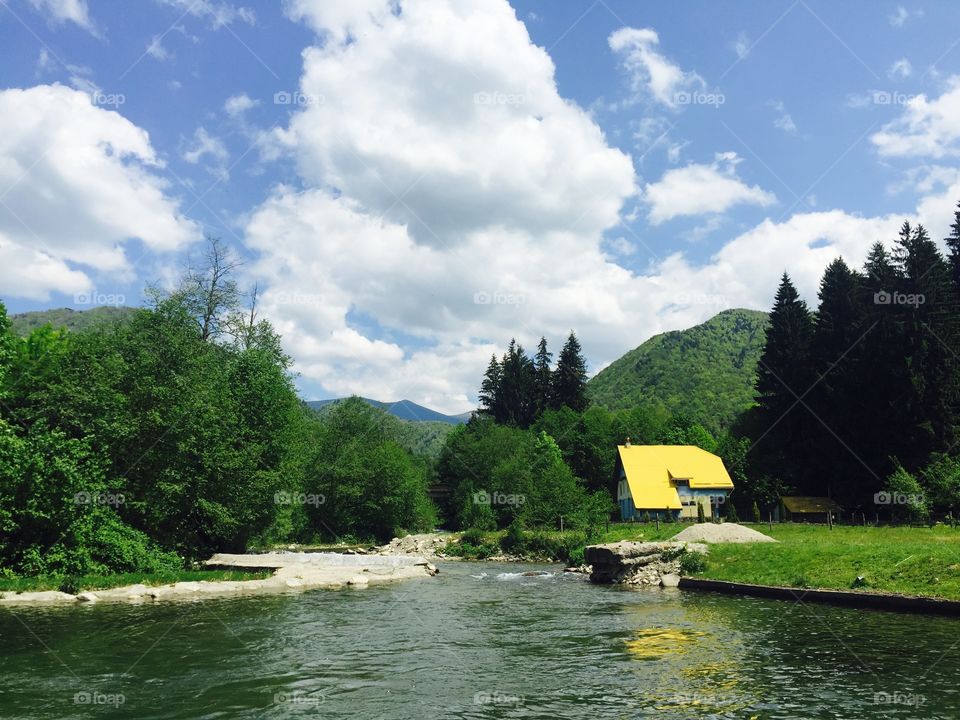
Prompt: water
<box><xmin>1</xmin><ymin>562</ymin><xmax>958</xmax><ymax>719</ymax></box>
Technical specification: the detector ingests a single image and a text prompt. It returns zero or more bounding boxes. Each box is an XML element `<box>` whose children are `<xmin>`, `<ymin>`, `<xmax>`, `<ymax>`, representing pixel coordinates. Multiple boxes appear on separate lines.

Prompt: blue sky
<box><xmin>2</xmin><ymin>0</ymin><xmax>959</xmax><ymax>412</ymax></box>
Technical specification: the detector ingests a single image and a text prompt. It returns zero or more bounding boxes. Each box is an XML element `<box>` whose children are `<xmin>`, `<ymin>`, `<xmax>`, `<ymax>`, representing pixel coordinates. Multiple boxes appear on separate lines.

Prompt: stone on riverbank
<box><xmin>584</xmin><ymin>541</ymin><xmax>707</xmax><ymax>585</ymax></box>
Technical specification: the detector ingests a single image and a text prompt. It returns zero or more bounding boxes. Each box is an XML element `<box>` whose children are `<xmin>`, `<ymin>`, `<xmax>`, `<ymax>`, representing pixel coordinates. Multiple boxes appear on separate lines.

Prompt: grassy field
<box><xmin>448</xmin><ymin>521</ymin><xmax>960</xmax><ymax>599</ymax></box>
<box><xmin>688</xmin><ymin>523</ymin><xmax>960</xmax><ymax>600</ymax></box>
<box><xmin>0</xmin><ymin>569</ymin><xmax>271</xmax><ymax>595</ymax></box>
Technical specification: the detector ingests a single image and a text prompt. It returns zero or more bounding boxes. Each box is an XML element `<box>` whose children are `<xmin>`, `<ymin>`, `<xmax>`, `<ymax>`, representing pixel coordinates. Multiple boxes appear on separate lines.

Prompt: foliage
<box><xmin>587</xmin><ymin>309</ymin><xmax>769</xmax><ymax>435</ymax></box>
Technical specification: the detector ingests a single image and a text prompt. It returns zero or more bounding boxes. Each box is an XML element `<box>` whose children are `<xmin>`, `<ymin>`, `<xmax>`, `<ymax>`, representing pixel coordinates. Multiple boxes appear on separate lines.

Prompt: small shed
<box><xmin>781</xmin><ymin>496</ymin><xmax>842</xmax><ymax>523</ymax></box>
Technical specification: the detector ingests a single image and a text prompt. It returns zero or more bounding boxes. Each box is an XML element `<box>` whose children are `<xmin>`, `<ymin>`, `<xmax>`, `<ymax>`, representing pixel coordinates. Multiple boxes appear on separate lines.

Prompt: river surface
<box><xmin>1</xmin><ymin>561</ymin><xmax>958</xmax><ymax>719</ymax></box>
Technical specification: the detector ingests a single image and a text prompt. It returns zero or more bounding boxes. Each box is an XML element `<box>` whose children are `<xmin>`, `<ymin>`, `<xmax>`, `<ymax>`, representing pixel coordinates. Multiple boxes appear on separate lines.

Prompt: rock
<box><xmin>346</xmin><ymin>575</ymin><xmax>369</xmax><ymax>587</ymax></box>
<box><xmin>660</xmin><ymin>574</ymin><xmax>681</xmax><ymax>588</ymax></box>
<box><xmin>76</xmin><ymin>592</ymin><xmax>99</xmax><ymax>602</ymax></box>
<box><xmin>585</xmin><ymin>541</ymin><xmax>705</xmax><ymax>585</ymax></box>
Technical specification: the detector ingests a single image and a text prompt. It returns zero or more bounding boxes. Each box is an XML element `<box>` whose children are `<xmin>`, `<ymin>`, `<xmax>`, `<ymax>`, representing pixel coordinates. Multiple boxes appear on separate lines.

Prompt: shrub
<box><xmin>679</xmin><ymin>552</ymin><xmax>706</xmax><ymax>574</ymax></box>
<box><xmin>752</xmin><ymin>501</ymin><xmax>761</xmax><ymax>524</ymax></box>
<box><xmin>696</xmin><ymin>502</ymin><xmax>706</xmax><ymax>523</ymax></box>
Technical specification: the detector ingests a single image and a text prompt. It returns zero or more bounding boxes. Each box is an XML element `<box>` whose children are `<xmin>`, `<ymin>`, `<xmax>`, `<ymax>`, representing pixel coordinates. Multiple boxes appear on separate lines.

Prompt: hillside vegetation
<box><xmin>587</xmin><ymin>308</ymin><xmax>768</xmax><ymax>433</ymax></box>
<box><xmin>10</xmin><ymin>306</ymin><xmax>136</xmax><ymax>336</ymax></box>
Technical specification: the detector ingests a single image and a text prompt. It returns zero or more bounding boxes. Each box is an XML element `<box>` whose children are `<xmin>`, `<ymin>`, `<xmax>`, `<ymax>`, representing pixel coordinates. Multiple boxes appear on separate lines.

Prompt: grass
<box><xmin>0</xmin><ymin>569</ymin><xmax>271</xmax><ymax>595</ymax></box>
<box><xmin>688</xmin><ymin>523</ymin><xmax>960</xmax><ymax>600</ymax></box>
<box><xmin>448</xmin><ymin>521</ymin><xmax>960</xmax><ymax>600</ymax></box>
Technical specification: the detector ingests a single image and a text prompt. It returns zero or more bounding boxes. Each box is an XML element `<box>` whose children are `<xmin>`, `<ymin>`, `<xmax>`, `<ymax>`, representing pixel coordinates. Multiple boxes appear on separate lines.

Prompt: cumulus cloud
<box><xmin>241</xmin><ymin>0</ymin><xmax>948</xmax><ymax>414</ymax></box>
<box><xmin>871</xmin><ymin>77</ymin><xmax>960</xmax><ymax>158</ymax></box>
<box><xmin>224</xmin><ymin>93</ymin><xmax>258</xmax><ymax>117</ymax></box>
<box><xmin>609</xmin><ymin>26</ymin><xmax>705</xmax><ymax>108</ymax></box>
<box><xmin>887</xmin><ymin>58</ymin><xmax>913</xmax><ymax>80</ymax></box>
<box><xmin>0</xmin><ymin>84</ymin><xmax>197</xmax><ymax>300</ymax></box>
<box><xmin>146</xmin><ymin>35</ymin><xmax>173</xmax><ymax>61</ymax></box>
<box><xmin>889</xmin><ymin>5</ymin><xmax>923</xmax><ymax>27</ymax></box>
<box><xmin>28</xmin><ymin>0</ymin><xmax>98</xmax><ymax>35</ymax></box>
<box><xmin>643</xmin><ymin>152</ymin><xmax>776</xmax><ymax>224</ymax></box>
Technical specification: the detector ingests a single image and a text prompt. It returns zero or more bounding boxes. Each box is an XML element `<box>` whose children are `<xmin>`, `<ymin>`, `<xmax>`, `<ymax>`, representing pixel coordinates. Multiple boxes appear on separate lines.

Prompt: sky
<box><xmin>2</xmin><ymin>0</ymin><xmax>960</xmax><ymax>413</ymax></box>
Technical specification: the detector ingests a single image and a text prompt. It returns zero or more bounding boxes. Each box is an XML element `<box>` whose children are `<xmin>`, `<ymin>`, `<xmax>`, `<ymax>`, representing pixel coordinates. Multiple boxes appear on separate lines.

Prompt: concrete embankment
<box><xmin>0</xmin><ymin>553</ymin><xmax>438</xmax><ymax>606</ymax></box>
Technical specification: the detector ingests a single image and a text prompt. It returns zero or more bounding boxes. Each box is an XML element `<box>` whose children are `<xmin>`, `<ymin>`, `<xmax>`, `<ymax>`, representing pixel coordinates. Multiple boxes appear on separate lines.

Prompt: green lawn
<box><xmin>689</xmin><ymin>523</ymin><xmax>960</xmax><ymax>600</ymax></box>
<box><xmin>0</xmin><ymin>569</ymin><xmax>270</xmax><ymax>595</ymax></box>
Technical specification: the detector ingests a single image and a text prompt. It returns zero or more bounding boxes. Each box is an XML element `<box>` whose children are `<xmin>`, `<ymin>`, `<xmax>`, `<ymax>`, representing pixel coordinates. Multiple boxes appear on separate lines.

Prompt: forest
<box><xmin>3</xmin><ymin>203</ymin><xmax>960</xmax><ymax>581</ymax></box>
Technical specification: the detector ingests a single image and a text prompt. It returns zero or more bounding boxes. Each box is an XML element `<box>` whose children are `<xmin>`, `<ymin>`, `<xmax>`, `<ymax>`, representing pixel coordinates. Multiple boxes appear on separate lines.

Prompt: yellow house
<box><xmin>615</xmin><ymin>444</ymin><xmax>734</xmax><ymax>520</ymax></box>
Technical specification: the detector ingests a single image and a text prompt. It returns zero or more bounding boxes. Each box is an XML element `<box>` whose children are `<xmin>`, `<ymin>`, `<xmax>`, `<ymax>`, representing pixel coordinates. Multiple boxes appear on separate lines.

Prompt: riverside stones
<box><xmin>584</xmin><ymin>541</ymin><xmax>707</xmax><ymax>586</ymax></box>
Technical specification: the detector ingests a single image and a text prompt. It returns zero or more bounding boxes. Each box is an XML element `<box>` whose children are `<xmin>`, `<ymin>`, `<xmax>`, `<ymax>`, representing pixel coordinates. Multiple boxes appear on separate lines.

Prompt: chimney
<box><xmin>625</xmin><ymin>436</ymin><xmax>631</xmax><ymax>447</ymax></box>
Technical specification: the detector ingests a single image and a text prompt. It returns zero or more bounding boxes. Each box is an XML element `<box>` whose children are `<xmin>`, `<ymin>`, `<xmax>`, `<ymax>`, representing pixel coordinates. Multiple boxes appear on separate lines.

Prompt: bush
<box><xmin>679</xmin><ymin>552</ymin><xmax>706</xmax><ymax>574</ymax></box>
<box><xmin>752</xmin><ymin>501</ymin><xmax>761</xmax><ymax>524</ymax></box>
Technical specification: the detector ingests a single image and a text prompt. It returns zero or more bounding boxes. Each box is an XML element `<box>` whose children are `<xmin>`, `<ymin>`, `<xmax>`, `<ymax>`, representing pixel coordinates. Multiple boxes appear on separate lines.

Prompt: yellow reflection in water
<box><xmin>623</xmin><ymin>627</ymin><xmax>708</xmax><ymax>661</ymax></box>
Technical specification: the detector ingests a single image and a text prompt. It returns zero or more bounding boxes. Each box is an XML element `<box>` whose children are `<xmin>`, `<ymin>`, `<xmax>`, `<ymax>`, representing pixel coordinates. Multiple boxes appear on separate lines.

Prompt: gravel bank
<box><xmin>671</xmin><ymin>523</ymin><xmax>777</xmax><ymax>543</ymax></box>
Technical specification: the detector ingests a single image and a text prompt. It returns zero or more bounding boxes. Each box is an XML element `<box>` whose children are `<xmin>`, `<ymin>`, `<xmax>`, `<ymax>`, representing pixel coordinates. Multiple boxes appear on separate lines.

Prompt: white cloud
<box><xmin>871</xmin><ymin>77</ymin><xmax>960</xmax><ymax>158</ymax></box>
<box><xmin>889</xmin><ymin>5</ymin><xmax>923</xmax><ymax>27</ymax></box>
<box><xmin>241</xmin><ymin>0</ymin><xmax>952</xmax><ymax>414</ymax></box>
<box><xmin>0</xmin><ymin>84</ymin><xmax>198</xmax><ymax>300</ymax></box>
<box><xmin>609</xmin><ymin>26</ymin><xmax>705</xmax><ymax>108</ymax></box>
<box><xmin>28</xmin><ymin>0</ymin><xmax>98</xmax><ymax>35</ymax></box>
<box><xmin>224</xmin><ymin>93</ymin><xmax>258</xmax><ymax>117</ymax></box>
<box><xmin>888</xmin><ymin>58</ymin><xmax>912</xmax><ymax>80</ymax></box>
<box><xmin>770</xmin><ymin>100</ymin><xmax>798</xmax><ymax>134</ymax></box>
<box><xmin>156</xmin><ymin>0</ymin><xmax>255</xmax><ymax>27</ymax></box>
<box><xmin>146</xmin><ymin>35</ymin><xmax>173</xmax><ymax>61</ymax></box>
<box><xmin>183</xmin><ymin>126</ymin><xmax>229</xmax><ymax>180</ymax></box>
<box><xmin>732</xmin><ymin>31</ymin><xmax>750</xmax><ymax>60</ymax></box>
<box><xmin>643</xmin><ymin>152</ymin><xmax>776</xmax><ymax>224</ymax></box>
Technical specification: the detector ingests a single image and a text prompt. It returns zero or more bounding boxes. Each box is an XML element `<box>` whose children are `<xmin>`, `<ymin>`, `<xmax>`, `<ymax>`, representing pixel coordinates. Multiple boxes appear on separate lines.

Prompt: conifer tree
<box><xmin>533</xmin><ymin>337</ymin><xmax>552</xmax><ymax>416</ymax></box>
<box><xmin>478</xmin><ymin>354</ymin><xmax>503</xmax><ymax>422</ymax></box>
<box><xmin>551</xmin><ymin>332</ymin><xmax>588</xmax><ymax>412</ymax></box>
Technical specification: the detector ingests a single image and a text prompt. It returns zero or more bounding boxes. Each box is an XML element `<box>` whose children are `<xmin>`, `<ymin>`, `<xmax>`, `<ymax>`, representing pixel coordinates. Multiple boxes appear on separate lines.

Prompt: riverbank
<box><xmin>0</xmin><ymin>553</ymin><xmax>438</xmax><ymax>605</ymax></box>
<box><xmin>438</xmin><ymin>522</ymin><xmax>960</xmax><ymax>600</ymax></box>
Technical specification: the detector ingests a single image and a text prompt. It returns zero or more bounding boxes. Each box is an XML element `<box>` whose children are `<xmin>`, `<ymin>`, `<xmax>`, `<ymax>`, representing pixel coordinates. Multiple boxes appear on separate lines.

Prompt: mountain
<box><xmin>587</xmin><ymin>308</ymin><xmax>769</xmax><ymax>434</ymax></box>
<box><xmin>305</xmin><ymin>397</ymin><xmax>470</xmax><ymax>425</ymax></box>
<box><xmin>305</xmin><ymin>398</ymin><xmax>463</xmax><ymax>460</ymax></box>
<box><xmin>10</xmin><ymin>306</ymin><xmax>137</xmax><ymax>336</ymax></box>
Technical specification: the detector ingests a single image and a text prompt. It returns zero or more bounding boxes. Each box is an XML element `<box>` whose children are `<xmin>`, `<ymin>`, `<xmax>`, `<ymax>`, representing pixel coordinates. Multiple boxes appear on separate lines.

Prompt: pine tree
<box><xmin>499</xmin><ymin>340</ymin><xmax>537</xmax><ymax>427</ymax></box>
<box><xmin>551</xmin><ymin>332</ymin><xmax>588</xmax><ymax>412</ymax></box>
<box><xmin>753</xmin><ymin>273</ymin><xmax>815</xmax><ymax>492</ymax></box>
<box><xmin>808</xmin><ymin>258</ymin><xmax>865</xmax><ymax>500</ymax></box>
<box><xmin>478</xmin><ymin>354</ymin><xmax>503</xmax><ymax>422</ymax></box>
<box><xmin>533</xmin><ymin>337</ymin><xmax>552</xmax><ymax>417</ymax></box>
<box><xmin>944</xmin><ymin>201</ymin><xmax>960</xmax><ymax>291</ymax></box>
<box><xmin>895</xmin><ymin>224</ymin><xmax>959</xmax><ymax>463</ymax></box>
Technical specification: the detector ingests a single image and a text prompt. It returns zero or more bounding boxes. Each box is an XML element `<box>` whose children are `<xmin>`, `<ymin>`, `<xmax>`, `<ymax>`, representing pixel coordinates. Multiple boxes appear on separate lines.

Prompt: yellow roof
<box><xmin>617</xmin><ymin>445</ymin><xmax>734</xmax><ymax>510</ymax></box>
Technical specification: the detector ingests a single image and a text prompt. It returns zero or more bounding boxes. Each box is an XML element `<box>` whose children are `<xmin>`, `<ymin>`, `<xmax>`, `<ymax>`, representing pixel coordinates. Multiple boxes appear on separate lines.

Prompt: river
<box><xmin>1</xmin><ymin>561</ymin><xmax>958</xmax><ymax>719</ymax></box>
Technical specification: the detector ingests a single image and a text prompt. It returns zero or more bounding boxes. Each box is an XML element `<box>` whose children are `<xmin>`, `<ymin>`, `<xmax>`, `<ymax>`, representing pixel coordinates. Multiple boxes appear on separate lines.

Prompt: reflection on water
<box><xmin>1</xmin><ymin>561</ymin><xmax>958</xmax><ymax>719</ymax></box>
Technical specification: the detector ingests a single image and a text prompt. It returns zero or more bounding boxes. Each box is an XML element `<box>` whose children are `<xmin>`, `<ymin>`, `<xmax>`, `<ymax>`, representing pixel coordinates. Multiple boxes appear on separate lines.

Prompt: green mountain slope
<box><xmin>306</xmin><ymin>399</ymin><xmax>457</xmax><ymax>460</ymax></box>
<box><xmin>587</xmin><ymin>308</ymin><xmax>769</xmax><ymax>433</ymax></box>
<box><xmin>10</xmin><ymin>306</ymin><xmax>137</xmax><ymax>336</ymax></box>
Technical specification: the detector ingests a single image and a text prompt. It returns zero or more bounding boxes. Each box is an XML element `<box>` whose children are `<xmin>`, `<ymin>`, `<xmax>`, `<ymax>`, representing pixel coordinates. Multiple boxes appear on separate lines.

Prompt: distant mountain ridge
<box><xmin>10</xmin><ymin>306</ymin><xmax>137</xmax><ymax>336</ymax></box>
<box><xmin>305</xmin><ymin>397</ymin><xmax>471</xmax><ymax>425</ymax></box>
<box><xmin>587</xmin><ymin>308</ymin><xmax>769</xmax><ymax>434</ymax></box>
